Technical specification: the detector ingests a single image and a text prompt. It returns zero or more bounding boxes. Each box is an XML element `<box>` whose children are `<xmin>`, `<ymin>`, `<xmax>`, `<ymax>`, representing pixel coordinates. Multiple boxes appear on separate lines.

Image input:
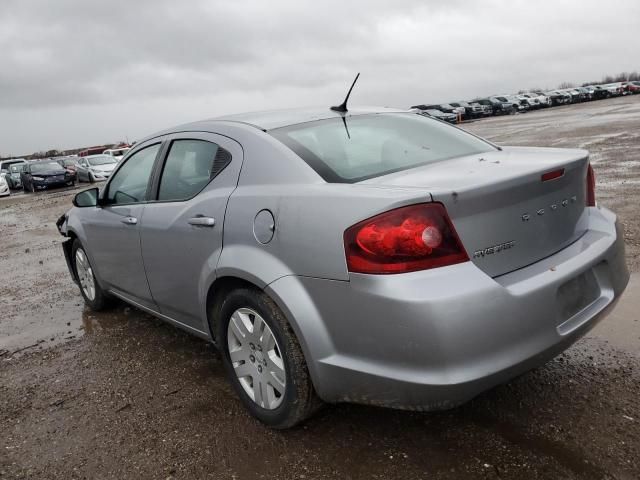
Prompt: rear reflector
<box><xmin>541</xmin><ymin>168</ymin><xmax>565</xmax><ymax>182</ymax></box>
<box><xmin>344</xmin><ymin>203</ymin><xmax>469</xmax><ymax>274</ymax></box>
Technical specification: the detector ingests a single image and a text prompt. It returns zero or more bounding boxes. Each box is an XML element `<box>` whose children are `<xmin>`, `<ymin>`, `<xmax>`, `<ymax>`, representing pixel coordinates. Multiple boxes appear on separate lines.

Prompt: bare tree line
<box><xmin>559</xmin><ymin>71</ymin><xmax>639</xmax><ymax>90</ymax></box>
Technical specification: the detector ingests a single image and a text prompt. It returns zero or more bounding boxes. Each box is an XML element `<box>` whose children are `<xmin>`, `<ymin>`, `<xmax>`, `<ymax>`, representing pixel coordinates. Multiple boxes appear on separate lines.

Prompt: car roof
<box><xmin>211</xmin><ymin>106</ymin><xmax>407</xmax><ymax>131</ymax></box>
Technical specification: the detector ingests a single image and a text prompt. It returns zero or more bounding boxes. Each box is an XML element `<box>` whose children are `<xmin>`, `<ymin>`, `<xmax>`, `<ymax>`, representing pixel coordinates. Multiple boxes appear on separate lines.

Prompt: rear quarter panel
<box><xmin>218</xmin><ymin>131</ymin><xmax>433</xmax><ymax>283</ymax></box>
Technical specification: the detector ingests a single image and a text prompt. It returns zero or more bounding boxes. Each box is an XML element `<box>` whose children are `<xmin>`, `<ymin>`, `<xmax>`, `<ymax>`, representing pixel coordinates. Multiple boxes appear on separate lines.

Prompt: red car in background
<box><xmin>623</xmin><ymin>81</ymin><xmax>640</xmax><ymax>94</ymax></box>
<box><xmin>57</xmin><ymin>157</ymin><xmax>80</xmax><ymax>181</ymax></box>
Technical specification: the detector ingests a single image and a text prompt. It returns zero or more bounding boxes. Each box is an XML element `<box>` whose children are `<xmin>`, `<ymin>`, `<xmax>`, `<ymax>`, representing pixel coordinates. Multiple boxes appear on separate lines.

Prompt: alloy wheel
<box><xmin>75</xmin><ymin>248</ymin><xmax>96</xmax><ymax>301</ymax></box>
<box><xmin>227</xmin><ymin>307</ymin><xmax>286</xmax><ymax>410</ymax></box>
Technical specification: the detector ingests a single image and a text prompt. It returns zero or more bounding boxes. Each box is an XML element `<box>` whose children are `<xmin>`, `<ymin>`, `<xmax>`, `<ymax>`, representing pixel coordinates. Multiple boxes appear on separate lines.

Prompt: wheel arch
<box><xmin>205</xmin><ymin>275</ymin><xmax>263</xmax><ymax>344</ymax></box>
<box><xmin>204</xmin><ymin>273</ymin><xmax>329</xmax><ymax>400</ymax></box>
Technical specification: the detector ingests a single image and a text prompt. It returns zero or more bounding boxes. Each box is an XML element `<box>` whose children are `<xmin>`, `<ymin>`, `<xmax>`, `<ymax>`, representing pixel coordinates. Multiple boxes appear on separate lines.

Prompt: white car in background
<box><xmin>102</xmin><ymin>147</ymin><xmax>130</xmax><ymax>162</ymax></box>
<box><xmin>517</xmin><ymin>94</ymin><xmax>540</xmax><ymax>109</ymax></box>
<box><xmin>599</xmin><ymin>83</ymin><xmax>625</xmax><ymax>97</ymax></box>
<box><xmin>0</xmin><ymin>174</ymin><xmax>10</xmax><ymax>197</ymax></box>
<box><xmin>524</xmin><ymin>92</ymin><xmax>550</xmax><ymax>107</ymax></box>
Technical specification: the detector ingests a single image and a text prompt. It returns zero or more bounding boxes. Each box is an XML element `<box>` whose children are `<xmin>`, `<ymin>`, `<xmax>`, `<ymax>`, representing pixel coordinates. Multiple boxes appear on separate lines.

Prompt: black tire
<box><xmin>215</xmin><ymin>288</ymin><xmax>321</xmax><ymax>429</ymax></box>
<box><xmin>71</xmin><ymin>239</ymin><xmax>111</xmax><ymax>311</ymax></box>
<box><xmin>89</xmin><ymin>172</ymin><xmax>95</xmax><ymax>183</ymax></box>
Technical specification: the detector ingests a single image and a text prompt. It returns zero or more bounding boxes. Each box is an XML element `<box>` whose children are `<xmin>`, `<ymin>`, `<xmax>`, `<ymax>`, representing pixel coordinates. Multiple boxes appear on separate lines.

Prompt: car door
<box><xmin>21</xmin><ymin>164</ymin><xmax>32</xmax><ymax>189</ymax></box>
<box><xmin>77</xmin><ymin>158</ymin><xmax>85</xmax><ymax>180</ymax></box>
<box><xmin>81</xmin><ymin>142</ymin><xmax>163</xmax><ymax>309</ymax></box>
<box><xmin>139</xmin><ymin>133</ymin><xmax>243</xmax><ymax>332</ymax></box>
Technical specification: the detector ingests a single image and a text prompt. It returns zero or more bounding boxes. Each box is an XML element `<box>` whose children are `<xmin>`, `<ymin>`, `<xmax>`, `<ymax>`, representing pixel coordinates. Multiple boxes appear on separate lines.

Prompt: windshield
<box><xmin>31</xmin><ymin>162</ymin><xmax>65</xmax><ymax>173</ymax></box>
<box><xmin>270</xmin><ymin>113</ymin><xmax>495</xmax><ymax>183</ymax></box>
<box><xmin>62</xmin><ymin>158</ymin><xmax>78</xmax><ymax>166</ymax></box>
<box><xmin>88</xmin><ymin>156</ymin><xmax>118</xmax><ymax>166</ymax></box>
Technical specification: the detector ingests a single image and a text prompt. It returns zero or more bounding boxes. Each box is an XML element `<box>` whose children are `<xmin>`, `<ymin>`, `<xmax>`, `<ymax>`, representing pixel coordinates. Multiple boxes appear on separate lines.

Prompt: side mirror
<box><xmin>73</xmin><ymin>187</ymin><xmax>100</xmax><ymax>208</ymax></box>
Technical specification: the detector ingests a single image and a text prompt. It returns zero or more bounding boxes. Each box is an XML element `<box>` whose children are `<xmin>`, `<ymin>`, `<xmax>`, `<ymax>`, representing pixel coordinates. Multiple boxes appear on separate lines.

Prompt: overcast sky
<box><xmin>0</xmin><ymin>0</ymin><xmax>638</xmax><ymax>155</ymax></box>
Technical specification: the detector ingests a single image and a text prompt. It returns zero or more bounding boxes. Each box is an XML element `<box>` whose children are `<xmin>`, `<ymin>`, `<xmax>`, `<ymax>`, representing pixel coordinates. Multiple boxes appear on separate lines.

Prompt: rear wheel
<box><xmin>216</xmin><ymin>288</ymin><xmax>320</xmax><ymax>428</ymax></box>
<box><xmin>71</xmin><ymin>239</ymin><xmax>111</xmax><ymax>310</ymax></box>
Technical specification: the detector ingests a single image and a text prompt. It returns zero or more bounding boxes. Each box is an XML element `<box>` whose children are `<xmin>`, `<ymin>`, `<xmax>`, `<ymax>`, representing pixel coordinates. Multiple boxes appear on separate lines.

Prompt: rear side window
<box><xmin>157</xmin><ymin>139</ymin><xmax>231</xmax><ymax>201</ymax></box>
<box><xmin>106</xmin><ymin>144</ymin><xmax>160</xmax><ymax>205</ymax></box>
<box><xmin>270</xmin><ymin>113</ymin><xmax>494</xmax><ymax>183</ymax></box>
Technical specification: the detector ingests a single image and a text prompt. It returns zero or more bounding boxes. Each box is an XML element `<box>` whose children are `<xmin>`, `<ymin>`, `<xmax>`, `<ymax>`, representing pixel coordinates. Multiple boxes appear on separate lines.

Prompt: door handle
<box><xmin>188</xmin><ymin>216</ymin><xmax>215</xmax><ymax>227</ymax></box>
<box><xmin>121</xmin><ymin>216</ymin><xmax>138</xmax><ymax>225</ymax></box>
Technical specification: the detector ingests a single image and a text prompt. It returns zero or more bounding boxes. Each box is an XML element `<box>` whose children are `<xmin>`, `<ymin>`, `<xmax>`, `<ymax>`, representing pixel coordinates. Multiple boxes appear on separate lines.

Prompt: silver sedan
<box><xmin>76</xmin><ymin>155</ymin><xmax>118</xmax><ymax>183</ymax></box>
<box><xmin>57</xmin><ymin>106</ymin><xmax>629</xmax><ymax>428</ymax></box>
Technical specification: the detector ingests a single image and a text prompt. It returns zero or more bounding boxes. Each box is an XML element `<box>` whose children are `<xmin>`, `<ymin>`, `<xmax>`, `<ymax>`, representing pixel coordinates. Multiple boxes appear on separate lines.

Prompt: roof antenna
<box><xmin>331</xmin><ymin>73</ymin><xmax>360</xmax><ymax>113</ymax></box>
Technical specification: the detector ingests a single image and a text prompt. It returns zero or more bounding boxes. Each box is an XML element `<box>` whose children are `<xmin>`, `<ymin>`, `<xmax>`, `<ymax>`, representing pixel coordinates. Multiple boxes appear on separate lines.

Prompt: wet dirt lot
<box><xmin>1</xmin><ymin>96</ymin><xmax>640</xmax><ymax>479</ymax></box>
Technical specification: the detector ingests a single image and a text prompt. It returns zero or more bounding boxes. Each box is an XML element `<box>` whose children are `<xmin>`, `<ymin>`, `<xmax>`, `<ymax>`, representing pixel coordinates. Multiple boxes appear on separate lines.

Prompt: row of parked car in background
<box><xmin>0</xmin><ymin>146</ymin><xmax>130</xmax><ymax>197</ymax></box>
<box><xmin>1</xmin><ymin>80</ymin><xmax>638</xmax><ymax>197</ymax></box>
<box><xmin>411</xmin><ymin>81</ymin><xmax>640</xmax><ymax>122</ymax></box>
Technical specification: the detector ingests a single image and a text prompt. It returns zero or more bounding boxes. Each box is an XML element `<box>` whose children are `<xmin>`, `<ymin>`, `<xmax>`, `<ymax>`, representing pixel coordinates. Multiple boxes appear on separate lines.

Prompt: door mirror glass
<box><xmin>73</xmin><ymin>187</ymin><xmax>99</xmax><ymax>207</ymax></box>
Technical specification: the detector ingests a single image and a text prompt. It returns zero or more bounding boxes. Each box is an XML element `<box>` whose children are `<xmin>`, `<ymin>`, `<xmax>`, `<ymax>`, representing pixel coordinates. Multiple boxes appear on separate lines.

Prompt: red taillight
<box><xmin>344</xmin><ymin>203</ymin><xmax>469</xmax><ymax>274</ymax></box>
<box><xmin>586</xmin><ymin>163</ymin><xmax>596</xmax><ymax>207</ymax></box>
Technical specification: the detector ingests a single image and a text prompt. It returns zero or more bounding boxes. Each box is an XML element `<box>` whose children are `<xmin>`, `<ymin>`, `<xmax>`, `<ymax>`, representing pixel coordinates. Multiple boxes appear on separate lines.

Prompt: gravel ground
<box><xmin>1</xmin><ymin>95</ymin><xmax>639</xmax><ymax>479</ymax></box>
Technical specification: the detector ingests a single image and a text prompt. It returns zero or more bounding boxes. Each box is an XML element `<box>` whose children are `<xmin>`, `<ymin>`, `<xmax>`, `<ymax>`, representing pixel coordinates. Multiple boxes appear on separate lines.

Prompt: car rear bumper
<box><xmin>267</xmin><ymin>206</ymin><xmax>629</xmax><ymax>409</ymax></box>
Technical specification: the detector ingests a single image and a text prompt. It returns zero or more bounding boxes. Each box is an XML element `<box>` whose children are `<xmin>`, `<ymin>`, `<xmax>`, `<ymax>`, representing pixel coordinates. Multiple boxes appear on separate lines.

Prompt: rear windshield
<box><xmin>270</xmin><ymin>113</ymin><xmax>494</xmax><ymax>182</ymax></box>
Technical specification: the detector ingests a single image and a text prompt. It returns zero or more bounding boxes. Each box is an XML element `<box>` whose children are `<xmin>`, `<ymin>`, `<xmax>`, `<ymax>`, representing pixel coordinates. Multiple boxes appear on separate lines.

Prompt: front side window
<box><xmin>157</xmin><ymin>139</ymin><xmax>231</xmax><ymax>201</ymax></box>
<box><xmin>105</xmin><ymin>144</ymin><xmax>160</xmax><ymax>205</ymax></box>
<box><xmin>270</xmin><ymin>113</ymin><xmax>495</xmax><ymax>183</ymax></box>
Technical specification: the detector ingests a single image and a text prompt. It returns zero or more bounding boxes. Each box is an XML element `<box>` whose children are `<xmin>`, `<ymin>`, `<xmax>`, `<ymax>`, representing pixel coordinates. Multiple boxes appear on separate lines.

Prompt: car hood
<box><xmin>90</xmin><ymin>164</ymin><xmax>116</xmax><ymax>172</ymax></box>
<box><xmin>33</xmin><ymin>170</ymin><xmax>67</xmax><ymax>177</ymax></box>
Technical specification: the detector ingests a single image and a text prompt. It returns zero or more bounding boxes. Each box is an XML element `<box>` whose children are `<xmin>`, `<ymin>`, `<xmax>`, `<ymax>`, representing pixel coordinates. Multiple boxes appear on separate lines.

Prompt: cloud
<box><xmin>0</xmin><ymin>0</ymin><xmax>638</xmax><ymax>153</ymax></box>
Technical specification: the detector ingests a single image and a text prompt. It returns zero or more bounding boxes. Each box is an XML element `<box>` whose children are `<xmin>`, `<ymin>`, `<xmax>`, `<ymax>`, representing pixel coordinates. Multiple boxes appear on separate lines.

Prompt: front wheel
<box><xmin>216</xmin><ymin>288</ymin><xmax>321</xmax><ymax>429</ymax></box>
<box><xmin>71</xmin><ymin>240</ymin><xmax>111</xmax><ymax>310</ymax></box>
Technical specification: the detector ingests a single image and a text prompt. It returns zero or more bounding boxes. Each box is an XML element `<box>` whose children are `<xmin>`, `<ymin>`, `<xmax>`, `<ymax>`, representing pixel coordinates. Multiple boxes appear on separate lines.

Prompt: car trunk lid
<box><xmin>362</xmin><ymin>146</ymin><xmax>590</xmax><ymax>277</ymax></box>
